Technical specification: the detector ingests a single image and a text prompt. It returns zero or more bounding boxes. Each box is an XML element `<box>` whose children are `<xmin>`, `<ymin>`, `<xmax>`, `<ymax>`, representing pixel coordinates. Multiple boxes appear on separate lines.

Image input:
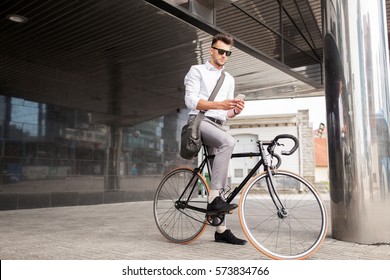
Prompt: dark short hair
<box><xmin>211</xmin><ymin>33</ymin><xmax>234</xmax><ymax>46</ymax></box>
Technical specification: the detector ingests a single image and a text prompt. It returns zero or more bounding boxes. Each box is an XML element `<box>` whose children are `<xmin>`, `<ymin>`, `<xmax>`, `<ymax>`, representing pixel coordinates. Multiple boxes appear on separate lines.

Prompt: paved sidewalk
<box><xmin>0</xmin><ymin>201</ymin><xmax>389</xmax><ymax>260</ymax></box>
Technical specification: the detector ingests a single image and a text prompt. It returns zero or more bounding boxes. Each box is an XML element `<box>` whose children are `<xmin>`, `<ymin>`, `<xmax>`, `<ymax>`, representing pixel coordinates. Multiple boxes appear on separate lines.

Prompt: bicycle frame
<box><xmin>177</xmin><ymin>139</ymin><xmax>287</xmax><ymax>218</ymax></box>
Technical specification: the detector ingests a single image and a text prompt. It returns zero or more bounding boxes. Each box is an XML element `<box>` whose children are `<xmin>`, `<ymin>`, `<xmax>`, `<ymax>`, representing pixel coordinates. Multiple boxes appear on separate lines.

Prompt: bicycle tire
<box><xmin>239</xmin><ymin>170</ymin><xmax>328</xmax><ymax>260</ymax></box>
<box><xmin>153</xmin><ymin>167</ymin><xmax>210</xmax><ymax>244</ymax></box>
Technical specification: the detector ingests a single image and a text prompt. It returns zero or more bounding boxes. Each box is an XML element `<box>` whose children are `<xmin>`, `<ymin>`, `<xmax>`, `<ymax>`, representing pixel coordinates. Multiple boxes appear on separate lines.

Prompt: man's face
<box><xmin>209</xmin><ymin>40</ymin><xmax>231</xmax><ymax>69</ymax></box>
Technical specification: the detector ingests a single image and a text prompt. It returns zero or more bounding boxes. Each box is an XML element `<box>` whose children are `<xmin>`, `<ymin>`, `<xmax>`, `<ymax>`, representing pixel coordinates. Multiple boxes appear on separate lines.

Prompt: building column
<box><xmin>323</xmin><ymin>0</ymin><xmax>390</xmax><ymax>243</ymax></box>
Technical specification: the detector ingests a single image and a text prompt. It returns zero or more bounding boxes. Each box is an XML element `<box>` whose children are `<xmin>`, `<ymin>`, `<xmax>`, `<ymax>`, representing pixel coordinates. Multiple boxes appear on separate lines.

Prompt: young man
<box><xmin>184</xmin><ymin>33</ymin><xmax>246</xmax><ymax>245</ymax></box>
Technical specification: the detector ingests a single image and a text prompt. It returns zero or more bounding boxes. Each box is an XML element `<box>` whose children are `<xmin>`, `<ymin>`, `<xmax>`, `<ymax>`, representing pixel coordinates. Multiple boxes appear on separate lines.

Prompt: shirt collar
<box><xmin>206</xmin><ymin>60</ymin><xmax>225</xmax><ymax>72</ymax></box>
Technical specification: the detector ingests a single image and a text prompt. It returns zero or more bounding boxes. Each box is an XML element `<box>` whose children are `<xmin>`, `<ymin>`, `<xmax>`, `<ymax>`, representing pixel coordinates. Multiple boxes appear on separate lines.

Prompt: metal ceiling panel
<box><xmin>0</xmin><ymin>0</ymin><xmax>319</xmax><ymax>126</ymax></box>
<box><xmin>0</xmin><ymin>0</ymin><xmax>200</xmax><ymax>125</ymax></box>
<box><xmin>1</xmin><ymin>0</ymin><xmax>389</xmax><ymax>126</ymax></box>
<box><xmin>215</xmin><ymin>0</ymin><xmax>323</xmax><ymax>82</ymax></box>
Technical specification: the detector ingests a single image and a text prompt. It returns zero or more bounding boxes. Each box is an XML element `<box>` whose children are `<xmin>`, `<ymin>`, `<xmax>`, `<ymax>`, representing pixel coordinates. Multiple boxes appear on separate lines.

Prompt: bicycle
<box><xmin>153</xmin><ymin>134</ymin><xmax>328</xmax><ymax>260</ymax></box>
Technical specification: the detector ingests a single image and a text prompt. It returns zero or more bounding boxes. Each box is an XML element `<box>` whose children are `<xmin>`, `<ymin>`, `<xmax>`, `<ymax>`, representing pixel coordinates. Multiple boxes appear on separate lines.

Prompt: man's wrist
<box><xmin>233</xmin><ymin>108</ymin><xmax>239</xmax><ymax>115</ymax></box>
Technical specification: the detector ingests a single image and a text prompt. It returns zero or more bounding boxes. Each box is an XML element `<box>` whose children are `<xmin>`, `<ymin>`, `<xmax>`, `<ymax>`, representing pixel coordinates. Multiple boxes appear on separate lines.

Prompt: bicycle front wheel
<box><xmin>239</xmin><ymin>170</ymin><xmax>328</xmax><ymax>260</ymax></box>
<box><xmin>153</xmin><ymin>167</ymin><xmax>210</xmax><ymax>244</ymax></box>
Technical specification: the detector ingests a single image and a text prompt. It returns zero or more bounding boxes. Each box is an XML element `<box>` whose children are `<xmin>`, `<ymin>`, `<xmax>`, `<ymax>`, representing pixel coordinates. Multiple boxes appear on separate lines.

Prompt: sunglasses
<box><xmin>212</xmin><ymin>47</ymin><xmax>232</xmax><ymax>57</ymax></box>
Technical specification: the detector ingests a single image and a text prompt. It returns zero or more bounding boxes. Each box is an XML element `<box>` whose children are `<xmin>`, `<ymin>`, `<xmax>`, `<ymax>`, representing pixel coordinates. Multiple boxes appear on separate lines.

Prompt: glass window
<box><xmin>234</xmin><ymin>169</ymin><xmax>244</xmax><ymax>178</ymax></box>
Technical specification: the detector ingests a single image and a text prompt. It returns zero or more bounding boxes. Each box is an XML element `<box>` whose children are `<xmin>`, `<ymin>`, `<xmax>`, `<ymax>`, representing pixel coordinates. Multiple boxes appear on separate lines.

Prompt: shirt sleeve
<box><xmin>184</xmin><ymin>66</ymin><xmax>201</xmax><ymax>110</ymax></box>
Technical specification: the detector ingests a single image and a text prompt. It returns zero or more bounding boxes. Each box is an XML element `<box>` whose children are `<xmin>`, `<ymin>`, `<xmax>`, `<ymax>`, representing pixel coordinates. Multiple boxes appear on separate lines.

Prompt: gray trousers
<box><xmin>198</xmin><ymin>117</ymin><xmax>235</xmax><ymax>192</ymax></box>
<box><xmin>189</xmin><ymin>116</ymin><xmax>234</xmax><ymax>232</ymax></box>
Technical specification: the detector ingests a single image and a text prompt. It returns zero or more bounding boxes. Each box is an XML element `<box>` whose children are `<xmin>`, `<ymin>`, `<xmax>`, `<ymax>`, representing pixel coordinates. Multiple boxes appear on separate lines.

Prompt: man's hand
<box><xmin>219</xmin><ymin>99</ymin><xmax>240</xmax><ymax>110</ymax></box>
<box><xmin>227</xmin><ymin>99</ymin><xmax>245</xmax><ymax>118</ymax></box>
<box><xmin>234</xmin><ymin>99</ymin><xmax>245</xmax><ymax>114</ymax></box>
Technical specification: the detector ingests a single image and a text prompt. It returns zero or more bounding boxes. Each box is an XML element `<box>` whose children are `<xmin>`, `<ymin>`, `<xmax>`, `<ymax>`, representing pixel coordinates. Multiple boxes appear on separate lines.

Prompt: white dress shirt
<box><xmin>184</xmin><ymin>61</ymin><xmax>235</xmax><ymax>122</ymax></box>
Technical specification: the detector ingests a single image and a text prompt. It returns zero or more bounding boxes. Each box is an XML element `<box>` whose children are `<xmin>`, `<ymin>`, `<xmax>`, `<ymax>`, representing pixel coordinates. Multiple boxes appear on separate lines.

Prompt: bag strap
<box><xmin>198</xmin><ymin>71</ymin><xmax>226</xmax><ymax>116</ymax></box>
<box><xmin>207</xmin><ymin>71</ymin><xmax>226</xmax><ymax>103</ymax></box>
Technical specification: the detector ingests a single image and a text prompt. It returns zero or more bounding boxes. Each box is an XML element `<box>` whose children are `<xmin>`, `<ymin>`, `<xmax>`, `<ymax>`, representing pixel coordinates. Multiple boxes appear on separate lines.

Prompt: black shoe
<box><xmin>215</xmin><ymin>229</ymin><xmax>247</xmax><ymax>245</ymax></box>
<box><xmin>207</xmin><ymin>197</ymin><xmax>238</xmax><ymax>213</ymax></box>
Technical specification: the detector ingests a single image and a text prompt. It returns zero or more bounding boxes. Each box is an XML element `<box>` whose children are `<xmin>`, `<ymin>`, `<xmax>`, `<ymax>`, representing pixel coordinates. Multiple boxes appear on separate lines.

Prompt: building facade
<box><xmin>1</xmin><ymin>99</ymin><xmax>317</xmax><ymax>211</ymax></box>
<box><xmin>226</xmin><ymin>110</ymin><xmax>315</xmax><ymax>185</ymax></box>
<box><xmin>0</xmin><ymin>96</ymin><xmax>193</xmax><ymax>210</ymax></box>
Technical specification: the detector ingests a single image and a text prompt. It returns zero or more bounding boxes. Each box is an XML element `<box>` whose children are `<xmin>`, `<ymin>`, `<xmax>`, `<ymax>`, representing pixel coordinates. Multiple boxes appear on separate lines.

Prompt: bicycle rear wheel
<box><xmin>153</xmin><ymin>167</ymin><xmax>210</xmax><ymax>244</ymax></box>
<box><xmin>239</xmin><ymin>170</ymin><xmax>328</xmax><ymax>260</ymax></box>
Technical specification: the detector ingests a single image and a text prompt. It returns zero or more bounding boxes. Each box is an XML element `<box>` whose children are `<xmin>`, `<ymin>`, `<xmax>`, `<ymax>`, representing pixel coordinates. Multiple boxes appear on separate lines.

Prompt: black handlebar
<box><xmin>268</xmin><ymin>134</ymin><xmax>299</xmax><ymax>156</ymax></box>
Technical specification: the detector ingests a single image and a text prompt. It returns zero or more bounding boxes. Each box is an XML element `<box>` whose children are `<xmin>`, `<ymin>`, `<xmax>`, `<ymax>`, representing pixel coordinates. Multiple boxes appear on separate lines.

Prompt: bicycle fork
<box><xmin>265</xmin><ymin>170</ymin><xmax>289</xmax><ymax>219</ymax></box>
<box><xmin>259</xmin><ymin>141</ymin><xmax>289</xmax><ymax>219</ymax></box>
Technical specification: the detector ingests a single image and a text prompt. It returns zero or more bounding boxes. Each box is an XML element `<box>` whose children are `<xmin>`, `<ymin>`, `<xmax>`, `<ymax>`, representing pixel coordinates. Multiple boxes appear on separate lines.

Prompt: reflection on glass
<box><xmin>0</xmin><ymin>94</ymin><xmax>188</xmax><ymax>195</ymax></box>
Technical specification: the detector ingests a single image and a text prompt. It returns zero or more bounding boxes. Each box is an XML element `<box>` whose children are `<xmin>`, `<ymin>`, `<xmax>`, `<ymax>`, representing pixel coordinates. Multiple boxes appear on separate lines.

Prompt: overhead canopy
<box><xmin>1</xmin><ymin>0</ymin><xmax>389</xmax><ymax>125</ymax></box>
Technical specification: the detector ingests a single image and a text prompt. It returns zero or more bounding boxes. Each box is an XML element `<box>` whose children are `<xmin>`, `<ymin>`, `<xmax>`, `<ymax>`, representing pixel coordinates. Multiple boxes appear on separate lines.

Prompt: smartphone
<box><xmin>235</xmin><ymin>94</ymin><xmax>246</xmax><ymax>100</ymax></box>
